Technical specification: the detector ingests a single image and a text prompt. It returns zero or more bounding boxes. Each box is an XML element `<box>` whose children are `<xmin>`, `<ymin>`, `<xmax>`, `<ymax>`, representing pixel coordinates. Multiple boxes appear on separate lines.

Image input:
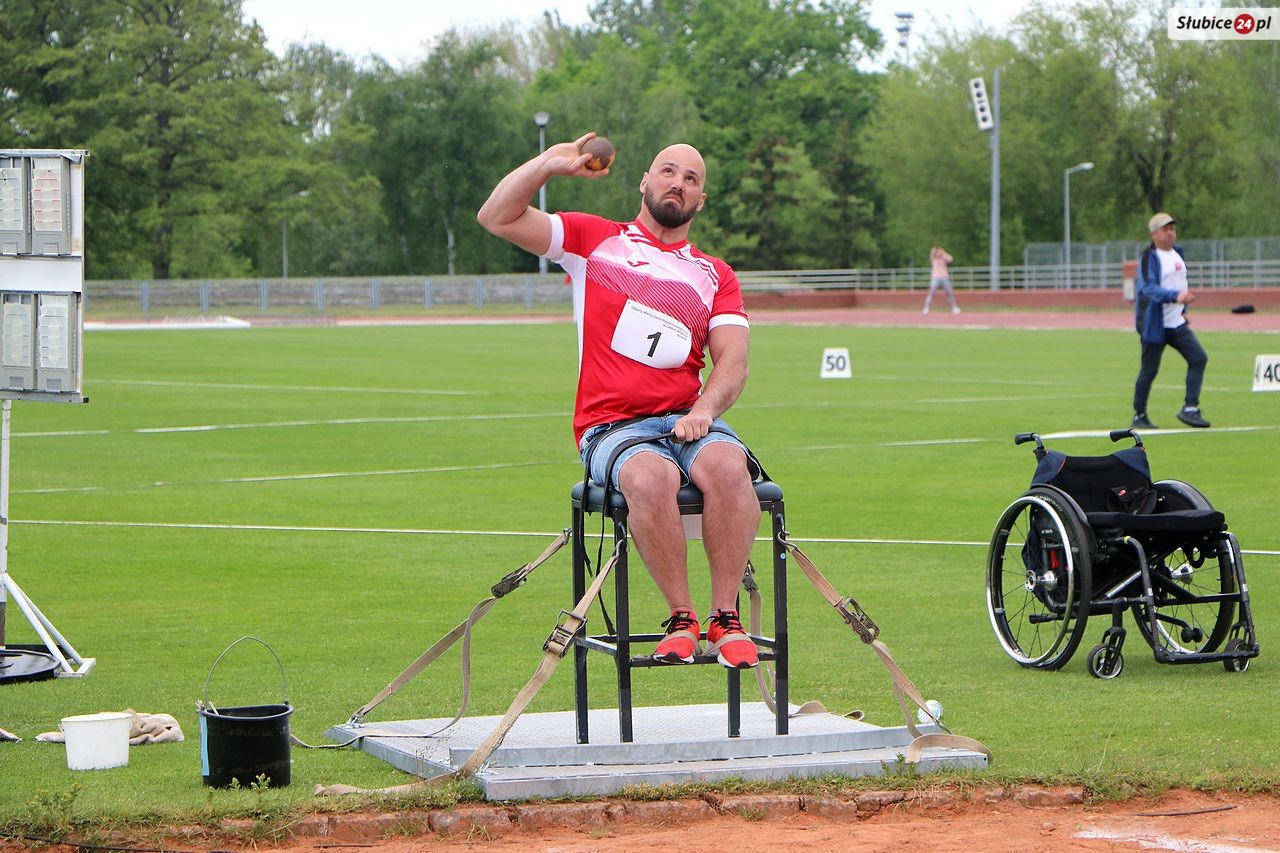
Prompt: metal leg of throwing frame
<box><xmin>0</xmin><ymin>400</ymin><xmax>94</xmax><ymax>677</ymax></box>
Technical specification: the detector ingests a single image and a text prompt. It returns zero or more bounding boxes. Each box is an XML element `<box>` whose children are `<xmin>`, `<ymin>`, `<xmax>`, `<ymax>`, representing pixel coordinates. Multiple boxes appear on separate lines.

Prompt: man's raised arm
<box><xmin>477</xmin><ymin>132</ymin><xmax>608</xmax><ymax>256</ymax></box>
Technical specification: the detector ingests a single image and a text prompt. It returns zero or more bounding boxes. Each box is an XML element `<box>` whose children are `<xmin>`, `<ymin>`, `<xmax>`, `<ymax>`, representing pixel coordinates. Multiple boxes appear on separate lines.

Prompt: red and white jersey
<box><xmin>546</xmin><ymin>212</ymin><xmax>749</xmax><ymax>443</ymax></box>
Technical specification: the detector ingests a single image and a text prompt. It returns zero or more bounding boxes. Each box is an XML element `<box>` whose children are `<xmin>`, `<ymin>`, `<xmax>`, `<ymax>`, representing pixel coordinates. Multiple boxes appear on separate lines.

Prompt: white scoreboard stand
<box><xmin>0</xmin><ymin>149</ymin><xmax>93</xmax><ymax>681</ymax></box>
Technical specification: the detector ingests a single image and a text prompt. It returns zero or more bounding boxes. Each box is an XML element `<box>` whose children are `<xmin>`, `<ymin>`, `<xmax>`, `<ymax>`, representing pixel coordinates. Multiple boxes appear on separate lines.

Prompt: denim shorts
<box><xmin>578</xmin><ymin>414</ymin><xmax>752</xmax><ymax>488</ymax></box>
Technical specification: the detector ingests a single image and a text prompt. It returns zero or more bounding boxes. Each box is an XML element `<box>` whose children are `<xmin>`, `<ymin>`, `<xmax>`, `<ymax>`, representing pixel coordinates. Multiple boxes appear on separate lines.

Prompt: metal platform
<box><xmin>326</xmin><ymin>702</ymin><xmax>988</xmax><ymax>800</ymax></box>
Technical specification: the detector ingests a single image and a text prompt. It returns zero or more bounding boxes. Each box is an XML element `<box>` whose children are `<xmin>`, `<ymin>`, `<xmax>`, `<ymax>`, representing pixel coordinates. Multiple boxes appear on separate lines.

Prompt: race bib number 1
<box><xmin>611</xmin><ymin>299</ymin><xmax>692</xmax><ymax>369</ymax></box>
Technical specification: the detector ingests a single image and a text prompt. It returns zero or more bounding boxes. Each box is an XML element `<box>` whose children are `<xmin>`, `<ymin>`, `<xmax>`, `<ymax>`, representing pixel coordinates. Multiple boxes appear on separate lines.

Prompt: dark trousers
<box><xmin>1133</xmin><ymin>324</ymin><xmax>1208</xmax><ymax>413</ymax></box>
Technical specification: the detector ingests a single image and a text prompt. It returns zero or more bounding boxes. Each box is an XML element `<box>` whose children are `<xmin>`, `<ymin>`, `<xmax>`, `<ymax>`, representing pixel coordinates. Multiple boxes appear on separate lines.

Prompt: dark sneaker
<box><xmin>1176</xmin><ymin>407</ymin><xmax>1211</xmax><ymax>428</ymax></box>
<box><xmin>653</xmin><ymin>610</ymin><xmax>700</xmax><ymax>663</ymax></box>
<box><xmin>705</xmin><ymin>609</ymin><xmax>758</xmax><ymax>669</ymax></box>
<box><xmin>1132</xmin><ymin>413</ymin><xmax>1158</xmax><ymax>430</ymax></box>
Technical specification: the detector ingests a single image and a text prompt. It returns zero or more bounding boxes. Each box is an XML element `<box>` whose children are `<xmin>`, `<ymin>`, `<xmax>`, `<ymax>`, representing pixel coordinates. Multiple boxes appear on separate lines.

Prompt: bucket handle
<box><xmin>201</xmin><ymin>635</ymin><xmax>288</xmax><ymax>714</ymax></box>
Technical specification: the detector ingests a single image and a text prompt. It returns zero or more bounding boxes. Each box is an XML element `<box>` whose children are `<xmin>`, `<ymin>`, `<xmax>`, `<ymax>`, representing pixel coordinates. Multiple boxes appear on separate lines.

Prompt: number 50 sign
<box><xmin>820</xmin><ymin>347</ymin><xmax>852</xmax><ymax>379</ymax></box>
<box><xmin>1254</xmin><ymin>354</ymin><xmax>1280</xmax><ymax>392</ymax></box>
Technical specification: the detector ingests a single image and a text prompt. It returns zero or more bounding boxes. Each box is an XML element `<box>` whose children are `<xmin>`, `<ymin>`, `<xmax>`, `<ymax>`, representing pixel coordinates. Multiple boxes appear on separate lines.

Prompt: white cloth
<box><xmin>35</xmin><ymin>709</ymin><xmax>185</xmax><ymax>745</ymax></box>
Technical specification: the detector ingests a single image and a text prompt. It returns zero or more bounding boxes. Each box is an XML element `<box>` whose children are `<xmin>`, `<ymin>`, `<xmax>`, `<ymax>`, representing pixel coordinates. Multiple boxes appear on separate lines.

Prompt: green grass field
<box><xmin>1</xmin><ymin>321</ymin><xmax>1276</xmax><ymax>833</ymax></box>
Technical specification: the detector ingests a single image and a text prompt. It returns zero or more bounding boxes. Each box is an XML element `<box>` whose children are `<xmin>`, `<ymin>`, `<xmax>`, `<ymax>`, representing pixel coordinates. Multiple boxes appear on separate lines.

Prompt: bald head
<box><xmin>639</xmin><ymin>143</ymin><xmax>708</xmax><ymax>235</ymax></box>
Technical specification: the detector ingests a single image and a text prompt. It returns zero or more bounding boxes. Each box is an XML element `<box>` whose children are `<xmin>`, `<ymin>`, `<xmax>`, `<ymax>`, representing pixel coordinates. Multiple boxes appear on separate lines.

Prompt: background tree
<box><xmin>353</xmin><ymin>32</ymin><xmax>525</xmax><ymax>275</ymax></box>
<box><xmin>535</xmin><ymin>0</ymin><xmax>882</xmax><ymax>268</ymax></box>
<box><xmin>6</xmin><ymin>0</ymin><xmax>1280</xmax><ymax>278</ymax></box>
<box><xmin>255</xmin><ymin>43</ymin><xmax>388</xmax><ymax>277</ymax></box>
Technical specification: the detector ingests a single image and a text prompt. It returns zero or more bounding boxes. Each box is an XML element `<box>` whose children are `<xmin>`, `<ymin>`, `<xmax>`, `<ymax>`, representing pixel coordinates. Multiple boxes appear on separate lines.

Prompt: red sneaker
<box><xmin>653</xmin><ymin>610</ymin><xmax>700</xmax><ymax>663</ymax></box>
<box><xmin>705</xmin><ymin>609</ymin><xmax>758</xmax><ymax>669</ymax></box>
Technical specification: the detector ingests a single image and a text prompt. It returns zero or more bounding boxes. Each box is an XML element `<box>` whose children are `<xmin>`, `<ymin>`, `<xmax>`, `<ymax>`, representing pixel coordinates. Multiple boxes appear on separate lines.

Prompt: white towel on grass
<box><xmin>35</xmin><ymin>709</ymin><xmax>185</xmax><ymax>744</ymax></box>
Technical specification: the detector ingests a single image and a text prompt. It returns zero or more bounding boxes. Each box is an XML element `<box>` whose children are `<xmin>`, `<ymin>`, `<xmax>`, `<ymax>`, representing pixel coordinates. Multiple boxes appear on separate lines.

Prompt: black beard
<box><xmin>645</xmin><ymin>187</ymin><xmax>697</xmax><ymax>230</ymax></box>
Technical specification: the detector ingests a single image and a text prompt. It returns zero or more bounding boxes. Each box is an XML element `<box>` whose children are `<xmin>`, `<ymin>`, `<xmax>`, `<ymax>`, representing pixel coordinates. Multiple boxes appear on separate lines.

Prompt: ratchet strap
<box><xmin>782</xmin><ymin>538</ymin><xmax>991</xmax><ymax>763</ymax></box>
<box><xmin>454</xmin><ymin>539</ymin><xmax>621</xmax><ymax>778</ymax></box>
<box><xmin>315</xmin><ymin>539</ymin><xmax>622</xmax><ymax>795</ymax></box>
<box><xmin>305</xmin><ymin>529</ymin><xmax>571</xmax><ymax>753</ymax></box>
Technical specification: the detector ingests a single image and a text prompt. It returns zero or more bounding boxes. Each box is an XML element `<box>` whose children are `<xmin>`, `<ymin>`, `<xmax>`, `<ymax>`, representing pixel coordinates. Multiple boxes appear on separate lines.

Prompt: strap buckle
<box><xmin>835</xmin><ymin>597</ymin><xmax>879</xmax><ymax>644</ymax></box>
<box><xmin>543</xmin><ymin>610</ymin><xmax>584</xmax><ymax>658</ymax></box>
<box><xmin>491</xmin><ymin>565</ymin><xmax>531</xmax><ymax>599</ymax></box>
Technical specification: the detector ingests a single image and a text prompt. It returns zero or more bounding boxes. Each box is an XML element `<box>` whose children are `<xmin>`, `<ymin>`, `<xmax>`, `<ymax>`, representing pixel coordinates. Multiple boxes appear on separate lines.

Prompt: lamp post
<box><xmin>534</xmin><ymin>111</ymin><xmax>550</xmax><ymax>276</ymax></box>
<box><xmin>282</xmin><ymin>190</ymin><xmax>310</xmax><ymax>279</ymax></box>
<box><xmin>1063</xmin><ymin>162</ymin><xmax>1093</xmax><ymax>288</ymax></box>
<box><xmin>895</xmin><ymin>13</ymin><xmax>914</xmax><ymax>65</ymax></box>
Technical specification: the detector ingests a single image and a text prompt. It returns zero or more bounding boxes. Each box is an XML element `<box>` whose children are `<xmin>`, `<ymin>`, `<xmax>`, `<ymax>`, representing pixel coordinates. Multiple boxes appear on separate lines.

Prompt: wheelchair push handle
<box><xmin>1013</xmin><ymin>433</ymin><xmax>1047</xmax><ymax>459</ymax></box>
<box><xmin>1109</xmin><ymin>428</ymin><xmax>1144</xmax><ymax>447</ymax></box>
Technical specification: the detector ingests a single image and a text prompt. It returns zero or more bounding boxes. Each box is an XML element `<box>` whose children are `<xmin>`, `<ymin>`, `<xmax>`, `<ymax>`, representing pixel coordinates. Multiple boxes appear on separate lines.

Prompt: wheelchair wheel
<box><xmin>1086</xmin><ymin>643</ymin><xmax>1124</xmax><ymax>679</ymax></box>
<box><xmin>987</xmin><ymin>488</ymin><xmax>1092</xmax><ymax>669</ymax></box>
<box><xmin>1223</xmin><ymin>638</ymin><xmax>1250</xmax><ymax>673</ymax></box>
<box><xmin>1131</xmin><ymin>481</ymin><xmax>1235</xmax><ymax>657</ymax></box>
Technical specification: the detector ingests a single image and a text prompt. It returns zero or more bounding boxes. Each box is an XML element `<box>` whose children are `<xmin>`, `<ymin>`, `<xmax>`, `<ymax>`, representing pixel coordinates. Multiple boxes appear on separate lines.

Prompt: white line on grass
<box><xmin>13</xmin><ymin>519</ymin><xmax>1278</xmax><ymax>558</ymax></box>
<box><xmin>12</xmin><ymin>460</ymin><xmax>555</xmax><ymax>494</ymax></box>
<box><xmin>14</xmin><ymin>430</ymin><xmax>111</xmax><ymax>438</ymax></box>
<box><xmin>793</xmin><ymin>437</ymin><xmax>992</xmax><ymax>451</ymax></box>
<box><xmin>792</xmin><ymin>424</ymin><xmax>1279</xmax><ymax>452</ymax></box>
<box><xmin>859</xmin><ymin>374</ymin><xmax>1231</xmax><ymax>395</ymax></box>
<box><xmin>1042</xmin><ymin>425</ymin><xmax>1280</xmax><ymax>440</ymax></box>
<box><xmin>130</xmin><ymin>402</ymin><xmax>790</xmax><ymax>435</ymax></box>
<box><xmin>96</xmin><ymin>379</ymin><xmax>481</xmax><ymax>396</ymax></box>
<box><xmin>149</xmin><ymin>461</ymin><xmax>550</xmax><ymax>487</ymax></box>
<box><xmin>920</xmin><ymin>395</ymin><xmax>1101</xmax><ymax>404</ymax></box>
<box><xmin>135</xmin><ymin>411</ymin><xmax>566</xmax><ymax>434</ymax></box>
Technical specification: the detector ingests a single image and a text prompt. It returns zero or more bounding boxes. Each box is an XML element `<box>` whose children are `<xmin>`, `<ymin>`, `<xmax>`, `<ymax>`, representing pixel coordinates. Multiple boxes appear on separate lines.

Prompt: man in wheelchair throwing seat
<box><xmin>986</xmin><ymin>429</ymin><xmax>1258</xmax><ymax>679</ymax></box>
<box><xmin>479</xmin><ymin>136</ymin><xmax>761</xmax><ymax>669</ymax></box>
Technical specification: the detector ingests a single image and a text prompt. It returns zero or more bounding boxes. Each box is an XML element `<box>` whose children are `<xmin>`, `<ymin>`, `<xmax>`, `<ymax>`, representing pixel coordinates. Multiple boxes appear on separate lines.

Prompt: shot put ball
<box><xmin>581</xmin><ymin>137</ymin><xmax>615</xmax><ymax>171</ymax></box>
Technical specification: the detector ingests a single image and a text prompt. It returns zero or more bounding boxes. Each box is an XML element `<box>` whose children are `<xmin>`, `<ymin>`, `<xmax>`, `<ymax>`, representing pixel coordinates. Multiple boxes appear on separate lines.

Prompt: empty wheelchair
<box><xmin>986</xmin><ymin>429</ymin><xmax>1259</xmax><ymax>678</ymax></box>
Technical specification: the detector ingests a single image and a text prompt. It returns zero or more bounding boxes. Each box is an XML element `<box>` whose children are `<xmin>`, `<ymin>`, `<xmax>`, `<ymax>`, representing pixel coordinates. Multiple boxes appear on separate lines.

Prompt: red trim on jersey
<box><xmin>552</xmin><ymin>213</ymin><xmax>748</xmax><ymax>444</ymax></box>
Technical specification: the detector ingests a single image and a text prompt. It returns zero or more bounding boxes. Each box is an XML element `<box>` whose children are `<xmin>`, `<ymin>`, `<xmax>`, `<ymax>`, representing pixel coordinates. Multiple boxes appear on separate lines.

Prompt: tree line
<box><xmin>2</xmin><ymin>0</ymin><xmax>1276</xmax><ymax>280</ymax></box>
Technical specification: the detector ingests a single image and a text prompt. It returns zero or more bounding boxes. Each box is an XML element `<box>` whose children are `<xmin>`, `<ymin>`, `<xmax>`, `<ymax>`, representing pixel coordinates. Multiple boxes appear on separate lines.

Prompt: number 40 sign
<box><xmin>1254</xmin><ymin>354</ymin><xmax>1280</xmax><ymax>392</ymax></box>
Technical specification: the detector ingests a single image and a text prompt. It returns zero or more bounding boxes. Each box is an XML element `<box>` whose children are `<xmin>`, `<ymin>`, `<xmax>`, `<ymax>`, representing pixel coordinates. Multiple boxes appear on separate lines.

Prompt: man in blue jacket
<box><xmin>1132</xmin><ymin>212</ymin><xmax>1210</xmax><ymax>429</ymax></box>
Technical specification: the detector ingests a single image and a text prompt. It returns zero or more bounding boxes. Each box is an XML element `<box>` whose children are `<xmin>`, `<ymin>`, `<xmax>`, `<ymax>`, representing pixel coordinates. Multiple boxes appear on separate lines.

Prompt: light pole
<box><xmin>282</xmin><ymin>190</ymin><xmax>310</xmax><ymax>279</ymax></box>
<box><xmin>534</xmin><ymin>111</ymin><xmax>550</xmax><ymax>276</ymax></box>
<box><xmin>1063</xmin><ymin>162</ymin><xmax>1093</xmax><ymax>288</ymax></box>
<box><xmin>895</xmin><ymin>13</ymin><xmax>914</xmax><ymax>65</ymax></box>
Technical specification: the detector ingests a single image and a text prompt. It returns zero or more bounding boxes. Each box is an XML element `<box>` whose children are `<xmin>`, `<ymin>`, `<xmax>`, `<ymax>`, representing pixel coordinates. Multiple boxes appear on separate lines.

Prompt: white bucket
<box><xmin>62</xmin><ymin>712</ymin><xmax>131</xmax><ymax>770</ymax></box>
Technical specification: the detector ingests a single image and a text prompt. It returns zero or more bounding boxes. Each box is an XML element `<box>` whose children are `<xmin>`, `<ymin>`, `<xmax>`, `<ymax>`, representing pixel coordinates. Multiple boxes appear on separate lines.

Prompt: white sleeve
<box><xmin>544</xmin><ymin>213</ymin><xmax>566</xmax><ymax>263</ymax></box>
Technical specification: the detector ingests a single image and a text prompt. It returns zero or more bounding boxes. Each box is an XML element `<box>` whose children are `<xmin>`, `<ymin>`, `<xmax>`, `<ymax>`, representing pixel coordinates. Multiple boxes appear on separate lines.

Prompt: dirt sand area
<box><xmin>7</xmin><ymin>787</ymin><xmax>1269</xmax><ymax>853</ymax></box>
<box><xmin>234</xmin><ymin>788</ymin><xmax>1280</xmax><ymax>852</ymax></box>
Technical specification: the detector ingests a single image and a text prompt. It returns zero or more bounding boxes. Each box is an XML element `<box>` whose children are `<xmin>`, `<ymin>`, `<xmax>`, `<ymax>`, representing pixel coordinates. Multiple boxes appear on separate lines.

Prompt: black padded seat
<box><xmin>573</xmin><ymin>480</ymin><xmax>785</xmax><ymax>514</ymax></box>
<box><xmin>1086</xmin><ymin>508</ymin><xmax>1225</xmax><ymax>535</ymax></box>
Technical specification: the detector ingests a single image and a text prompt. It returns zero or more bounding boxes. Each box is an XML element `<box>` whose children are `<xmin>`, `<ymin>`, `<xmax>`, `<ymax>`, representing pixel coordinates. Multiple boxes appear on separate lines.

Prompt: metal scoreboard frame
<box><xmin>0</xmin><ymin>149</ymin><xmax>88</xmax><ymax>404</ymax></box>
<box><xmin>0</xmin><ymin>149</ymin><xmax>93</xmax><ymax>682</ymax></box>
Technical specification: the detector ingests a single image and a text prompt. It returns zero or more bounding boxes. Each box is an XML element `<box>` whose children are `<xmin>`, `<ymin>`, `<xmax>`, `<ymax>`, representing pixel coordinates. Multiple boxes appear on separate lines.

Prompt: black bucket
<box><xmin>197</xmin><ymin>636</ymin><xmax>293</xmax><ymax>788</ymax></box>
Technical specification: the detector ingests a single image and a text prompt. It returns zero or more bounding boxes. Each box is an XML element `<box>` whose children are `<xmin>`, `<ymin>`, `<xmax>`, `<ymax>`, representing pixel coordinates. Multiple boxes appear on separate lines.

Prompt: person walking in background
<box><xmin>923</xmin><ymin>245</ymin><xmax>960</xmax><ymax>315</ymax></box>
<box><xmin>1132</xmin><ymin>212</ymin><xmax>1210</xmax><ymax>429</ymax></box>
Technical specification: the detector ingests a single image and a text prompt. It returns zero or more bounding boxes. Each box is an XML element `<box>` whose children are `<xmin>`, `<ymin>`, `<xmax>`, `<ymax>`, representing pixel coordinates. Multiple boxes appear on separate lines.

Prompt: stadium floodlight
<box><xmin>0</xmin><ymin>148</ymin><xmax>93</xmax><ymax>683</ymax></box>
<box><xmin>969</xmin><ymin>77</ymin><xmax>994</xmax><ymax>132</ymax></box>
<box><xmin>895</xmin><ymin>13</ymin><xmax>914</xmax><ymax>64</ymax></box>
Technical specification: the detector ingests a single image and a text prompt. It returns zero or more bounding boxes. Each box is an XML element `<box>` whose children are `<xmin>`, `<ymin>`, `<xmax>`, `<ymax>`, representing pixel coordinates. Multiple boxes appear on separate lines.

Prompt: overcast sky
<box><xmin>238</xmin><ymin>0</ymin><xmax>1039</xmax><ymax>68</ymax></box>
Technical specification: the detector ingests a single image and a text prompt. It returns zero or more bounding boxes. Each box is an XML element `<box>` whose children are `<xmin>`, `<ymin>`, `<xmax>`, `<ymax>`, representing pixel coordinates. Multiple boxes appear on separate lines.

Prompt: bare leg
<box><xmin>689</xmin><ymin>443</ymin><xmax>759</xmax><ymax>611</ymax></box>
<box><xmin>618</xmin><ymin>451</ymin><xmax>692</xmax><ymax>612</ymax></box>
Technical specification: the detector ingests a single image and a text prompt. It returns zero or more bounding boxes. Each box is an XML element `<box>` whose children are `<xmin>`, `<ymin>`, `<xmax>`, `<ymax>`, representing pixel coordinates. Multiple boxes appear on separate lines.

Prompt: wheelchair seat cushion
<box><xmin>1085</xmin><ymin>508</ymin><xmax>1225</xmax><ymax>535</ymax></box>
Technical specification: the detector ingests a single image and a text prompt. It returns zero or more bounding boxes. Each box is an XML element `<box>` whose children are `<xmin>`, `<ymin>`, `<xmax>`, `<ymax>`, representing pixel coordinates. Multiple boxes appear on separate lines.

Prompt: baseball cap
<box><xmin>1148</xmin><ymin>212</ymin><xmax>1176</xmax><ymax>233</ymax></box>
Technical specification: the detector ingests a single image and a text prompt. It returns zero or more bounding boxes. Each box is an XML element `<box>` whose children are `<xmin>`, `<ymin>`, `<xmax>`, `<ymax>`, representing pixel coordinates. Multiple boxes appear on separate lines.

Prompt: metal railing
<box><xmin>83</xmin><ymin>260</ymin><xmax>1280</xmax><ymax>316</ymax></box>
